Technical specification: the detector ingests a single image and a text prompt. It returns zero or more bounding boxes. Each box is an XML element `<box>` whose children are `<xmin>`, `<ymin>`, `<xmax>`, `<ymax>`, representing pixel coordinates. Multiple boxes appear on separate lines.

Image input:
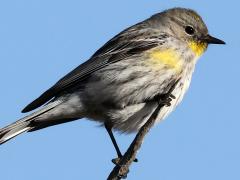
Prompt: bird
<box><xmin>0</xmin><ymin>7</ymin><xmax>225</xmax><ymax>160</ymax></box>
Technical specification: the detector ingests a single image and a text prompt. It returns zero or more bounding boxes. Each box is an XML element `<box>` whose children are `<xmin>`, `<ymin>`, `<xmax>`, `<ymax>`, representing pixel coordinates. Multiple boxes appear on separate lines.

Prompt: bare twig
<box><xmin>107</xmin><ymin>104</ymin><xmax>163</xmax><ymax>180</ymax></box>
<box><xmin>107</xmin><ymin>79</ymin><xmax>180</xmax><ymax>180</ymax></box>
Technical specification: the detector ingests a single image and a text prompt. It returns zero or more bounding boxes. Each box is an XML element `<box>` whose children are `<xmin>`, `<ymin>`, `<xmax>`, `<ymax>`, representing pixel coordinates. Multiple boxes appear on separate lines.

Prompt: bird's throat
<box><xmin>188</xmin><ymin>41</ymin><xmax>207</xmax><ymax>57</ymax></box>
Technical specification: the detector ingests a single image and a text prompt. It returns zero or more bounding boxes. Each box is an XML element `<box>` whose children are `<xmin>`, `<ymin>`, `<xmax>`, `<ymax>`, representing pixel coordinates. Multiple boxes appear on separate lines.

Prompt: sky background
<box><xmin>0</xmin><ymin>1</ymin><xmax>239</xmax><ymax>180</ymax></box>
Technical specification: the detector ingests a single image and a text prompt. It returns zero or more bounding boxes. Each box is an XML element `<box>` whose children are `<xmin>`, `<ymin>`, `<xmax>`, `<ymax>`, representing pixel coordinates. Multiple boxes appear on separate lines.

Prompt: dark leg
<box><xmin>104</xmin><ymin>123</ymin><xmax>123</xmax><ymax>159</ymax></box>
<box><xmin>104</xmin><ymin>123</ymin><xmax>138</xmax><ymax>165</ymax></box>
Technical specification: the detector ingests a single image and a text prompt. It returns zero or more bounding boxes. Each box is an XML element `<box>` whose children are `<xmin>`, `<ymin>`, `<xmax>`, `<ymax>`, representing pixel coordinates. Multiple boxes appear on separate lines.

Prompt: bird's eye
<box><xmin>185</xmin><ymin>26</ymin><xmax>195</xmax><ymax>35</ymax></box>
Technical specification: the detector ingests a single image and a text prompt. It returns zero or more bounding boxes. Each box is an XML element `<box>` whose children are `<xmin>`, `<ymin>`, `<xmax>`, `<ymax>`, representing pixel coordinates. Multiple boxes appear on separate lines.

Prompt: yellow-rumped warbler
<box><xmin>0</xmin><ymin>7</ymin><xmax>224</xmax><ymax>158</ymax></box>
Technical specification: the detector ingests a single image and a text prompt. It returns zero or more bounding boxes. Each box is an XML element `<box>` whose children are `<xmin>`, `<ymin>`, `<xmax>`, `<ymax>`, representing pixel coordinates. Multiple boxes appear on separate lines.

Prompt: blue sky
<box><xmin>0</xmin><ymin>1</ymin><xmax>239</xmax><ymax>180</ymax></box>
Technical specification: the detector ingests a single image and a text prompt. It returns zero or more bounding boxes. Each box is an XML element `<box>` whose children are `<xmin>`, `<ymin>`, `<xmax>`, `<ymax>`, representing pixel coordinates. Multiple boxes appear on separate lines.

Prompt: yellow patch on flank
<box><xmin>148</xmin><ymin>49</ymin><xmax>182</xmax><ymax>72</ymax></box>
<box><xmin>188</xmin><ymin>41</ymin><xmax>207</xmax><ymax>57</ymax></box>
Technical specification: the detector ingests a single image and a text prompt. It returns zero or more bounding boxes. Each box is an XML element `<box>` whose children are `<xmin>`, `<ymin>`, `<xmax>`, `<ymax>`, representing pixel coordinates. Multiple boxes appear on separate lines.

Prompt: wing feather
<box><xmin>22</xmin><ymin>24</ymin><xmax>167</xmax><ymax>113</ymax></box>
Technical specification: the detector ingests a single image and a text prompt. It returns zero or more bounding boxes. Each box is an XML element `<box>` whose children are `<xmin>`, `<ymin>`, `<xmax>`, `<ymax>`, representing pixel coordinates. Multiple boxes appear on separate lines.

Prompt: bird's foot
<box><xmin>111</xmin><ymin>156</ymin><xmax>138</xmax><ymax>179</ymax></box>
<box><xmin>111</xmin><ymin>157</ymin><xmax>136</xmax><ymax>179</ymax></box>
<box><xmin>152</xmin><ymin>93</ymin><xmax>176</xmax><ymax>107</ymax></box>
<box><xmin>156</xmin><ymin>78</ymin><xmax>181</xmax><ymax>106</ymax></box>
<box><xmin>111</xmin><ymin>157</ymin><xmax>128</xmax><ymax>179</ymax></box>
<box><xmin>158</xmin><ymin>93</ymin><xmax>176</xmax><ymax>106</ymax></box>
<box><xmin>112</xmin><ymin>156</ymin><xmax>138</xmax><ymax>166</ymax></box>
<box><xmin>112</xmin><ymin>157</ymin><xmax>121</xmax><ymax>165</ymax></box>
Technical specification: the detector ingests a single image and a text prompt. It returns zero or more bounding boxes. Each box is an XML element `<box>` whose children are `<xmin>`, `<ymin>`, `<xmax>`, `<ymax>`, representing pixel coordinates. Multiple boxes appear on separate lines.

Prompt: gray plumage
<box><xmin>0</xmin><ymin>7</ymin><xmax>225</xmax><ymax>144</ymax></box>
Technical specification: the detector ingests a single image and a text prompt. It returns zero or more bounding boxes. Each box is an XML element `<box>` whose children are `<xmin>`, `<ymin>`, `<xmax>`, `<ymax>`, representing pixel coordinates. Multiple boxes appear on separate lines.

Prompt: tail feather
<box><xmin>0</xmin><ymin>121</ymin><xmax>31</xmax><ymax>145</ymax></box>
<box><xmin>0</xmin><ymin>100</ymin><xmax>62</xmax><ymax>145</ymax></box>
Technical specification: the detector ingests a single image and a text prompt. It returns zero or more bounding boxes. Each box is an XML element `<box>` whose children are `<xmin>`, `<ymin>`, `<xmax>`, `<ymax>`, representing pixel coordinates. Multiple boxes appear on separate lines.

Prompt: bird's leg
<box><xmin>104</xmin><ymin>123</ymin><xmax>138</xmax><ymax>166</ymax></box>
<box><xmin>105</xmin><ymin>123</ymin><xmax>122</xmax><ymax>163</ymax></box>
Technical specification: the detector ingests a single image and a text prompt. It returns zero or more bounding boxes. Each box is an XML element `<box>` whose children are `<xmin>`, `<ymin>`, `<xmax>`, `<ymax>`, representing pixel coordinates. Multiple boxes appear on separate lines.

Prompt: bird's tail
<box><xmin>0</xmin><ymin>101</ymin><xmax>61</xmax><ymax>145</ymax></box>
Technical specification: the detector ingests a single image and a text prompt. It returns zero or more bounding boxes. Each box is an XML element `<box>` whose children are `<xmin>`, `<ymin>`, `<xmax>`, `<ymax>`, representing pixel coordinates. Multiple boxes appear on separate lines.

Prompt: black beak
<box><xmin>204</xmin><ymin>34</ymin><xmax>225</xmax><ymax>44</ymax></box>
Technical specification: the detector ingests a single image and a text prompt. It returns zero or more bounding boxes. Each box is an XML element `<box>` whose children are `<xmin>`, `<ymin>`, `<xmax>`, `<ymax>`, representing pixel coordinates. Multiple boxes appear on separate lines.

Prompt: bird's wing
<box><xmin>22</xmin><ymin>25</ymin><xmax>167</xmax><ymax>113</ymax></box>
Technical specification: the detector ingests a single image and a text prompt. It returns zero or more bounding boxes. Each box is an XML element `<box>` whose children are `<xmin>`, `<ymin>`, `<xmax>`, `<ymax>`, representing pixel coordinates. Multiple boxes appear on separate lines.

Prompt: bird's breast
<box><xmin>146</xmin><ymin>48</ymin><xmax>183</xmax><ymax>73</ymax></box>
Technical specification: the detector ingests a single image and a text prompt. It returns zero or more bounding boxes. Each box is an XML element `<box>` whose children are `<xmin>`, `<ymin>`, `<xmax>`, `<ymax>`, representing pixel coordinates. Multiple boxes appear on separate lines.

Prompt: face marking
<box><xmin>148</xmin><ymin>49</ymin><xmax>182</xmax><ymax>72</ymax></box>
<box><xmin>188</xmin><ymin>41</ymin><xmax>207</xmax><ymax>57</ymax></box>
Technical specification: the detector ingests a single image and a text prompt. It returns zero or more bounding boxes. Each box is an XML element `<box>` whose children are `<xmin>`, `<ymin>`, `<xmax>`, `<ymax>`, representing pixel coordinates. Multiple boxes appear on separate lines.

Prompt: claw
<box><xmin>133</xmin><ymin>158</ymin><xmax>138</xmax><ymax>162</ymax></box>
<box><xmin>170</xmin><ymin>94</ymin><xmax>176</xmax><ymax>99</ymax></box>
<box><xmin>112</xmin><ymin>158</ymin><xmax>129</xmax><ymax>179</ymax></box>
<box><xmin>112</xmin><ymin>157</ymin><xmax>121</xmax><ymax>165</ymax></box>
<box><xmin>159</xmin><ymin>78</ymin><xmax>181</xmax><ymax>106</ymax></box>
<box><xmin>112</xmin><ymin>157</ymin><xmax>138</xmax><ymax>165</ymax></box>
<box><xmin>158</xmin><ymin>94</ymin><xmax>174</xmax><ymax>106</ymax></box>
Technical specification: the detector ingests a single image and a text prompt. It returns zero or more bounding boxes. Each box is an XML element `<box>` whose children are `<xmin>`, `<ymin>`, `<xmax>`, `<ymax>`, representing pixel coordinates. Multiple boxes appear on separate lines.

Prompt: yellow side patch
<box><xmin>188</xmin><ymin>41</ymin><xmax>207</xmax><ymax>57</ymax></box>
<box><xmin>148</xmin><ymin>49</ymin><xmax>182</xmax><ymax>72</ymax></box>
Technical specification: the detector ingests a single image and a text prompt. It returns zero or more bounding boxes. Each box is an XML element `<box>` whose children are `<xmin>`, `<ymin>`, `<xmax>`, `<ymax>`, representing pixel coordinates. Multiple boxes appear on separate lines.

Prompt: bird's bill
<box><xmin>204</xmin><ymin>34</ymin><xmax>225</xmax><ymax>44</ymax></box>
